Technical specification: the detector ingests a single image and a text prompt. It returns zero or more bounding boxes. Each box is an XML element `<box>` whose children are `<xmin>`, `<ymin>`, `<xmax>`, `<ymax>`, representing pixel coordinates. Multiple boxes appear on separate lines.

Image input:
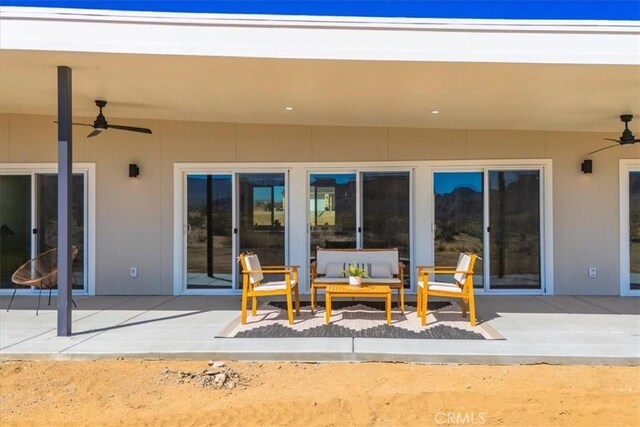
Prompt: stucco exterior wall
<box><xmin>1</xmin><ymin>113</ymin><xmax>638</xmax><ymax>295</ymax></box>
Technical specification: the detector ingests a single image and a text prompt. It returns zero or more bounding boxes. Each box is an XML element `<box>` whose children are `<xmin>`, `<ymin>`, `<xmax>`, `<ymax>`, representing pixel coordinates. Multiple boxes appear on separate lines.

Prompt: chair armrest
<box><xmin>418</xmin><ymin>268</ymin><xmax>474</xmax><ymax>275</ymax></box>
<box><xmin>416</xmin><ymin>265</ymin><xmax>457</xmax><ymax>269</ymax></box>
<box><xmin>261</xmin><ymin>265</ymin><xmax>299</xmax><ymax>269</ymax></box>
<box><xmin>243</xmin><ymin>269</ymin><xmax>296</xmax><ymax>274</ymax></box>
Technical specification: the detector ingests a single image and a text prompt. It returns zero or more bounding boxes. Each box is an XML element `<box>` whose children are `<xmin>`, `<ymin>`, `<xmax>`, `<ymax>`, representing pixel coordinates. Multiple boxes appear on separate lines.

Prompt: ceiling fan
<box><xmin>589</xmin><ymin>114</ymin><xmax>639</xmax><ymax>155</ymax></box>
<box><xmin>62</xmin><ymin>100</ymin><xmax>153</xmax><ymax>138</ymax></box>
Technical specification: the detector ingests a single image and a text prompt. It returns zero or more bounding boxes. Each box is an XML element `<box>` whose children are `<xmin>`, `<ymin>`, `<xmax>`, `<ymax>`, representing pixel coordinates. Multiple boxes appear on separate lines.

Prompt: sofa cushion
<box><xmin>316</xmin><ymin>248</ymin><xmax>399</xmax><ymax>275</ymax></box>
<box><xmin>325</xmin><ymin>262</ymin><xmax>347</xmax><ymax>278</ymax></box>
<box><xmin>370</xmin><ymin>262</ymin><xmax>393</xmax><ymax>278</ymax></box>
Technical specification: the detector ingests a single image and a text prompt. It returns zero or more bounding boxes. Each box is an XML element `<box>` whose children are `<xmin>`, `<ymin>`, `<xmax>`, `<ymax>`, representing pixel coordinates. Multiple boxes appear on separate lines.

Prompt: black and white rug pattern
<box><xmin>217</xmin><ymin>301</ymin><xmax>503</xmax><ymax>340</ymax></box>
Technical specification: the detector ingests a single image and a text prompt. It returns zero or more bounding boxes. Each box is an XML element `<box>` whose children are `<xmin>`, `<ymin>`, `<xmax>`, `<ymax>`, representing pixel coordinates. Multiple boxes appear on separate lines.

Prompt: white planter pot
<box><xmin>348</xmin><ymin>276</ymin><xmax>362</xmax><ymax>286</ymax></box>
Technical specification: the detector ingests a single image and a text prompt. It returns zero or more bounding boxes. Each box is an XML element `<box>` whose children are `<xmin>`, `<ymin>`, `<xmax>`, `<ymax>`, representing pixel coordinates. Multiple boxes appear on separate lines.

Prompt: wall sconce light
<box><xmin>581</xmin><ymin>160</ymin><xmax>592</xmax><ymax>174</ymax></box>
<box><xmin>129</xmin><ymin>163</ymin><xmax>140</xmax><ymax>178</ymax></box>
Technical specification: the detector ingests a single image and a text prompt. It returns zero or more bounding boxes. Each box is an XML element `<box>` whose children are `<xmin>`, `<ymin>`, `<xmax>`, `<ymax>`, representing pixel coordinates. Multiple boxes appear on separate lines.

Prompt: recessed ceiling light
<box><xmin>285</xmin><ymin>106</ymin><xmax>294</xmax><ymax>111</ymax></box>
<box><xmin>431</xmin><ymin>110</ymin><xmax>440</xmax><ymax>114</ymax></box>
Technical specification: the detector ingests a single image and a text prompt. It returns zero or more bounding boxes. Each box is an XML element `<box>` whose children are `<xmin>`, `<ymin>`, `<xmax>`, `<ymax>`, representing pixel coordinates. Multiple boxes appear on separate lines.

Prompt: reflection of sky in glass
<box><xmin>310</xmin><ymin>173</ymin><xmax>356</xmax><ymax>185</ymax></box>
<box><xmin>434</xmin><ymin>172</ymin><xmax>482</xmax><ymax>195</ymax></box>
<box><xmin>254</xmin><ymin>186</ymin><xmax>285</xmax><ymax>202</ymax></box>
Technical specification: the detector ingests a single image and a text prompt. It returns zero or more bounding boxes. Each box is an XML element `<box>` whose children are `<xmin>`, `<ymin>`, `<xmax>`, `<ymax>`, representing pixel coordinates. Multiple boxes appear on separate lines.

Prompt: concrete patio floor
<box><xmin>1</xmin><ymin>295</ymin><xmax>638</xmax><ymax>365</ymax></box>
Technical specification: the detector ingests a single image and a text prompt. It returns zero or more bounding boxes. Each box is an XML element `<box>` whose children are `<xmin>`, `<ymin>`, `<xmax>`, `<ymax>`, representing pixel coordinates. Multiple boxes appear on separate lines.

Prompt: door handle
<box><xmin>186</xmin><ymin>224</ymin><xmax>192</xmax><ymax>234</ymax></box>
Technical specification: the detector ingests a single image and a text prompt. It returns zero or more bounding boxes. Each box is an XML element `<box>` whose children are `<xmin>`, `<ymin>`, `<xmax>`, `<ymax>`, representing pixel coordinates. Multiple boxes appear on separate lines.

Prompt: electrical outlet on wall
<box><xmin>130</xmin><ymin>267</ymin><xmax>138</xmax><ymax>278</ymax></box>
<box><xmin>588</xmin><ymin>267</ymin><xmax>597</xmax><ymax>278</ymax></box>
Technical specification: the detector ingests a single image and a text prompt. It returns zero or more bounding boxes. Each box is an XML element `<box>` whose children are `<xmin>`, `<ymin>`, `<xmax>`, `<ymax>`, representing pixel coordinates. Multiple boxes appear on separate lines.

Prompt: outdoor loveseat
<box><xmin>310</xmin><ymin>247</ymin><xmax>405</xmax><ymax>313</ymax></box>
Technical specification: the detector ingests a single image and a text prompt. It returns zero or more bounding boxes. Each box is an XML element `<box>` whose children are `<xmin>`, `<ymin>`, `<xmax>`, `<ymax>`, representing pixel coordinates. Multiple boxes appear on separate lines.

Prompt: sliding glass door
<box><xmin>488</xmin><ymin>170</ymin><xmax>541</xmax><ymax>290</ymax></box>
<box><xmin>0</xmin><ymin>172</ymin><xmax>88</xmax><ymax>292</ymax></box>
<box><xmin>433</xmin><ymin>168</ymin><xmax>544</xmax><ymax>292</ymax></box>
<box><xmin>308</xmin><ymin>170</ymin><xmax>412</xmax><ymax>287</ymax></box>
<box><xmin>0</xmin><ymin>175</ymin><xmax>31</xmax><ymax>290</ymax></box>
<box><xmin>628</xmin><ymin>170</ymin><xmax>640</xmax><ymax>293</ymax></box>
<box><xmin>309</xmin><ymin>173</ymin><xmax>357</xmax><ymax>256</ymax></box>
<box><xmin>186</xmin><ymin>175</ymin><xmax>233</xmax><ymax>289</ymax></box>
<box><xmin>184</xmin><ymin>172</ymin><xmax>287</xmax><ymax>291</ymax></box>
<box><xmin>238</xmin><ymin>173</ymin><xmax>286</xmax><ymax>268</ymax></box>
<box><xmin>433</xmin><ymin>172</ymin><xmax>484</xmax><ymax>288</ymax></box>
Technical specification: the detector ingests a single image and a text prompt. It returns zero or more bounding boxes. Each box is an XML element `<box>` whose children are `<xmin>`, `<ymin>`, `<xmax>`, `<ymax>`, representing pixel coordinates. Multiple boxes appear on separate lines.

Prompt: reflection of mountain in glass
<box><xmin>435</xmin><ymin>186</ymin><xmax>483</xmax><ymax>242</ymax></box>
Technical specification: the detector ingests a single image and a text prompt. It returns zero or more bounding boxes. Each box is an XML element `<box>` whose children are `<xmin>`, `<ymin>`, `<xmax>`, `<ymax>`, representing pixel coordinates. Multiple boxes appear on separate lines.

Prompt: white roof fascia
<box><xmin>1</xmin><ymin>6</ymin><xmax>639</xmax><ymax>65</ymax></box>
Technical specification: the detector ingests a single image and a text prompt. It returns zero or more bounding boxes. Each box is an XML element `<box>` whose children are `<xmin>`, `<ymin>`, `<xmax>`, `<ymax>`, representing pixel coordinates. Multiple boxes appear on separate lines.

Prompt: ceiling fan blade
<box><xmin>108</xmin><ymin>124</ymin><xmax>152</xmax><ymax>134</ymax></box>
<box><xmin>603</xmin><ymin>138</ymin><xmax>620</xmax><ymax>143</ymax></box>
<box><xmin>87</xmin><ymin>129</ymin><xmax>101</xmax><ymax>138</ymax></box>
<box><xmin>588</xmin><ymin>143</ymin><xmax>620</xmax><ymax>155</ymax></box>
<box><xmin>53</xmin><ymin>121</ymin><xmax>94</xmax><ymax>127</ymax></box>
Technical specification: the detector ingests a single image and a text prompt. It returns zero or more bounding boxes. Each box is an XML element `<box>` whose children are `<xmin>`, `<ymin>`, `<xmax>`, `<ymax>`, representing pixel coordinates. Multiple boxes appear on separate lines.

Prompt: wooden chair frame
<box><xmin>238</xmin><ymin>252</ymin><xmax>300</xmax><ymax>325</ymax></box>
<box><xmin>416</xmin><ymin>253</ymin><xmax>479</xmax><ymax>327</ymax></box>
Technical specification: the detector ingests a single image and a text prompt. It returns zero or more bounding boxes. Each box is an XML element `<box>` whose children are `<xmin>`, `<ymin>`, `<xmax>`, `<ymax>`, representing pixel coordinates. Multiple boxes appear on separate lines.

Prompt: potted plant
<box><xmin>342</xmin><ymin>264</ymin><xmax>368</xmax><ymax>286</ymax></box>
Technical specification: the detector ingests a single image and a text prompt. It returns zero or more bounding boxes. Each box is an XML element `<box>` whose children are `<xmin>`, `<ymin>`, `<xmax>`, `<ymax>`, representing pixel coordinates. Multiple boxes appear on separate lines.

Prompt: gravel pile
<box><xmin>160</xmin><ymin>361</ymin><xmax>248</xmax><ymax>389</ymax></box>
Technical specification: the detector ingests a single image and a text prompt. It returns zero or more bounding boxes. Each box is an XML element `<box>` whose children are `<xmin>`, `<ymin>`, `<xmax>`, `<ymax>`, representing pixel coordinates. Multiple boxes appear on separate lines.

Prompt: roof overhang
<box><xmin>0</xmin><ymin>7</ymin><xmax>638</xmax><ymax>132</ymax></box>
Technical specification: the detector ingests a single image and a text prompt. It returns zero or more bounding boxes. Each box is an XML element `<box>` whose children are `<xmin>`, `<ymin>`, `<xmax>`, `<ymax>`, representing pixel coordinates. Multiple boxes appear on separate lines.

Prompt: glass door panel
<box><xmin>186</xmin><ymin>175</ymin><xmax>233</xmax><ymax>289</ymax></box>
<box><xmin>433</xmin><ymin>172</ymin><xmax>484</xmax><ymax>288</ymax></box>
<box><xmin>362</xmin><ymin>171</ymin><xmax>410</xmax><ymax>287</ymax></box>
<box><xmin>309</xmin><ymin>173</ymin><xmax>357</xmax><ymax>257</ymax></box>
<box><xmin>36</xmin><ymin>174</ymin><xmax>85</xmax><ymax>290</ymax></box>
<box><xmin>488</xmin><ymin>170</ymin><xmax>541</xmax><ymax>290</ymax></box>
<box><xmin>630</xmin><ymin>171</ymin><xmax>640</xmax><ymax>291</ymax></box>
<box><xmin>0</xmin><ymin>175</ymin><xmax>32</xmax><ymax>289</ymax></box>
<box><xmin>238</xmin><ymin>173</ymin><xmax>286</xmax><ymax>271</ymax></box>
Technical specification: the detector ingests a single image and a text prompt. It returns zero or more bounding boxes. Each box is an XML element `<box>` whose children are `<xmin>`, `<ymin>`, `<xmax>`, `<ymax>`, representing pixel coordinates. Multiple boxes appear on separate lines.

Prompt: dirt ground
<box><xmin>1</xmin><ymin>360</ymin><xmax>638</xmax><ymax>426</ymax></box>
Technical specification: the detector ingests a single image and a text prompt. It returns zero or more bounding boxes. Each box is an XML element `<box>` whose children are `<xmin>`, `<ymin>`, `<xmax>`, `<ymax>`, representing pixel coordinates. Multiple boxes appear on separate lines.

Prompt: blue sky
<box><xmin>3</xmin><ymin>1</ymin><xmax>638</xmax><ymax>20</ymax></box>
<box><xmin>434</xmin><ymin>172</ymin><xmax>482</xmax><ymax>195</ymax></box>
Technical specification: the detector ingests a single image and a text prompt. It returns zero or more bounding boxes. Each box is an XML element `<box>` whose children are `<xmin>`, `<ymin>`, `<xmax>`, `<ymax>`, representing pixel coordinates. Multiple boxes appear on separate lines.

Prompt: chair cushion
<box><xmin>454</xmin><ymin>253</ymin><xmax>472</xmax><ymax>284</ymax></box>
<box><xmin>254</xmin><ymin>280</ymin><xmax>297</xmax><ymax>292</ymax></box>
<box><xmin>418</xmin><ymin>280</ymin><xmax>463</xmax><ymax>293</ymax></box>
<box><xmin>243</xmin><ymin>254</ymin><xmax>264</xmax><ymax>284</ymax></box>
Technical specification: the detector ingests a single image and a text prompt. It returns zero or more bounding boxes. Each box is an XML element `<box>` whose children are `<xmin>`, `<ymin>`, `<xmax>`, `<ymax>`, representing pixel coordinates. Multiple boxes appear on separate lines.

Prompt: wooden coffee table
<box><xmin>325</xmin><ymin>285</ymin><xmax>392</xmax><ymax>324</ymax></box>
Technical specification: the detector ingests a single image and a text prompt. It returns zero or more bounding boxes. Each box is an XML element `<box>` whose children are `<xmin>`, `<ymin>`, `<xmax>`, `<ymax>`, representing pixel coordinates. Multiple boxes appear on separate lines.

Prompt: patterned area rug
<box><xmin>216</xmin><ymin>301</ymin><xmax>503</xmax><ymax>340</ymax></box>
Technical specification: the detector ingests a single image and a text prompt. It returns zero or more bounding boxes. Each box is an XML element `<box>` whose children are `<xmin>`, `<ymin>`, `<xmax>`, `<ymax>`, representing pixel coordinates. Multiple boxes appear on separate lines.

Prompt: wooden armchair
<box><xmin>416</xmin><ymin>253</ymin><xmax>479</xmax><ymax>326</ymax></box>
<box><xmin>238</xmin><ymin>252</ymin><xmax>300</xmax><ymax>325</ymax></box>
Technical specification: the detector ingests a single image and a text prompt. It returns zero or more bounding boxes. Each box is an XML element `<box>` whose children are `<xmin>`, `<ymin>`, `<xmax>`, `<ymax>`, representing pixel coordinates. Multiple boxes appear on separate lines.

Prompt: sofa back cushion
<box><xmin>317</xmin><ymin>248</ymin><xmax>399</xmax><ymax>276</ymax></box>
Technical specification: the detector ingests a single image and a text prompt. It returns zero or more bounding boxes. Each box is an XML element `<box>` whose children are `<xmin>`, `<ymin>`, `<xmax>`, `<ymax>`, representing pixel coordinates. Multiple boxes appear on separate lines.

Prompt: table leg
<box><xmin>386</xmin><ymin>293</ymin><xmax>391</xmax><ymax>324</ymax></box>
<box><xmin>325</xmin><ymin>293</ymin><xmax>332</xmax><ymax>324</ymax></box>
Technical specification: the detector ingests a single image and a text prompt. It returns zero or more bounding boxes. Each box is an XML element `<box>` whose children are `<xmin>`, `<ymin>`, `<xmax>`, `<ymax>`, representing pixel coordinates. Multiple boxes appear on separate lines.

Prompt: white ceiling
<box><xmin>1</xmin><ymin>50</ymin><xmax>639</xmax><ymax>133</ymax></box>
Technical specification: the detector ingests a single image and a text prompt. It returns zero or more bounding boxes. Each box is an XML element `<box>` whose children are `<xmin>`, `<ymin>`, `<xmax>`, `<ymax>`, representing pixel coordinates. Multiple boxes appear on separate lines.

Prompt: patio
<box><xmin>1</xmin><ymin>295</ymin><xmax>638</xmax><ymax>365</ymax></box>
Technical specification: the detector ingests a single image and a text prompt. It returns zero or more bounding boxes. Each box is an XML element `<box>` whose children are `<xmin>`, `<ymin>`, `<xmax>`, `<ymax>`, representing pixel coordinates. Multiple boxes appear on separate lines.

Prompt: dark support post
<box><xmin>57</xmin><ymin>66</ymin><xmax>73</xmax><ymax>336</ymax></box>
<box><xmin>206</xmin><ymin>175</ymin><xmax>213</xmax><ymax>278</ymax></box>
